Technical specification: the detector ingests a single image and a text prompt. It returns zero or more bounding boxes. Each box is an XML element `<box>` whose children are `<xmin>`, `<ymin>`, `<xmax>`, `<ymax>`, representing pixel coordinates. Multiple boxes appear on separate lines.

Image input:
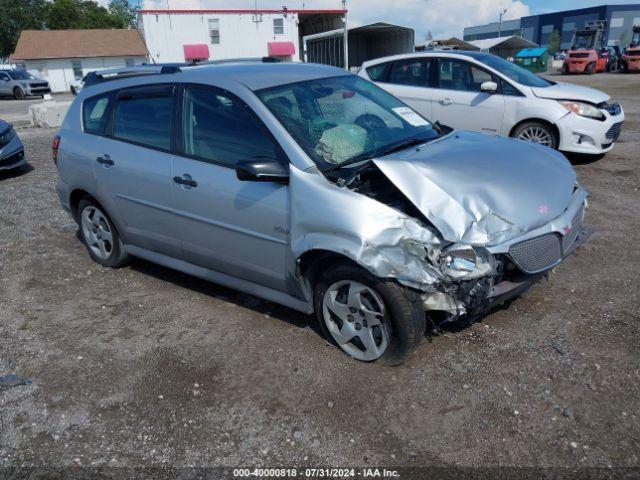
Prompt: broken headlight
<box><xmin>439</xmin><ymin>245</ymin><xmax>495</xmax><ymax>280</ymax></box>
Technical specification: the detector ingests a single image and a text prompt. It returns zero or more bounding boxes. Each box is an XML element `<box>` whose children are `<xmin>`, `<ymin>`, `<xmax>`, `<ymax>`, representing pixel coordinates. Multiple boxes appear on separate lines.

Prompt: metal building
<box><xmin>463</xmin><ymin>4</ymin><xmax>640</xmax><ymax>49</ymax></box>
<box><xmin>304</xmin><ymin>22</ymin><xmax>415</xmax><ymax>70</ymax></box>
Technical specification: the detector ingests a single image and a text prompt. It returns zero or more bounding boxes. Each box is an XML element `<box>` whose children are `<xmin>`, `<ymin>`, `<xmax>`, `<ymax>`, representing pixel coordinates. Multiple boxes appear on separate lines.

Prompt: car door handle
<box><xmin>173</xmin><ymin>175</ymin><xmax>198</xmax><ymax>188</ymax></box>
<box><xmin>96</xmin><ymin>154</ymin><xmax>114</xmax><ymax>166</ymax></box>
<box><xmin>438</xmin><ymin>98</ymin><xmax>452</xmax><ymax>106</ymax></box>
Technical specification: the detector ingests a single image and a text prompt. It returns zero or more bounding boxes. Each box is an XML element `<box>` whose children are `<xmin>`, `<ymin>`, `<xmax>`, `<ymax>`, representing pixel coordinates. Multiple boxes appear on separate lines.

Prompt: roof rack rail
<box><xmin>83</xmin><ymin>64</ymin><xmax>181</xmax><ymax>87</ymax></box>
<box><xmin>190</xmin><ymin>56</ymin><xmax>282</xmax><ymax>66</ymax></box>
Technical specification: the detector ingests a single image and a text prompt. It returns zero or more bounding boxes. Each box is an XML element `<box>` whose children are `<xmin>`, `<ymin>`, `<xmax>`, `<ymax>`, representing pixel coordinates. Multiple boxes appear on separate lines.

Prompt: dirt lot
<box><xmin>1</xmin><ymin>73</ymin><xmax>639</xmax><ymax>477</ymax></box>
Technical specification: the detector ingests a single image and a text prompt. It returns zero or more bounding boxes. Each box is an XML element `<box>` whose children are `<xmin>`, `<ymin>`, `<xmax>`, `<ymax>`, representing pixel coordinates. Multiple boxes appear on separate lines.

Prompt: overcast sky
<box><xmin>126</xmin><ymin>0</ymin><xmax>640</xmax><ymax>41</ymax></box>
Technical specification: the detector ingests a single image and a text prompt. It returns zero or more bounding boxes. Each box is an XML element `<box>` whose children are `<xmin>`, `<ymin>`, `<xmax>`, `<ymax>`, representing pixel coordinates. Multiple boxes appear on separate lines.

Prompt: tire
<box><xmin>77</xmin><ymin>197</ymin><xmax>129</xmax><ymax>268</ymax></box>
<box><xmin>621</xmin><ymin>62</ymin><xmax>628</xmax><ymax>73</ymax></box>
<box><xmin>70</xmin><ymin>86</ymin><xmax>76</xmax><ymax>96</ymax></box>
<box><xmin>562</xmin><ymin>63</ymin><xmax>569</xmax><ymax>75</ymax></box>
<box><xmin>512</xmin><ymin>121</ymin><xmax>559</xmax><ymax>150</ymax></box>
<box><xmin>13</xmin><ymin>87</ymin><xmax>25</xmax><ymax>100</ymax></box>
<box><xmin>314</xmin><ymin>262</ymin><xmax>425</xmax><ymax>366</ymax></box>
<box><xmin>586</xmin><ymin>63</ymin><xmax>595</xmax><ymax>74</ymax></box>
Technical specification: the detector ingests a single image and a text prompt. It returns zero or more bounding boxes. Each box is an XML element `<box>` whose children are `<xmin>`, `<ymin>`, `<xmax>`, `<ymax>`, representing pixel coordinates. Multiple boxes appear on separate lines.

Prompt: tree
<box><xmin>0</xmin><ymin>0</ymin><xmax>48</xmax><ymax>61</ymax></box>
<box><xmin>109</xmin><ymin>0</ymin><xmax>137</xmax><ymax>28</ymax></box>
<box><xmin>45</xmin><ymin>0</ymin><xmax>125</xmax><ymax>30</ymax></box>
<box><xmin>548</xmin><ymin>29</ymin><xmax>561</xmax><ymax>54</ymax></box>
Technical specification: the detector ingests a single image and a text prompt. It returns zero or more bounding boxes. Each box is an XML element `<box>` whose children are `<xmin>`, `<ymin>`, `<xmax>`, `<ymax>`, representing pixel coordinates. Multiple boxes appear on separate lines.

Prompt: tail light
<box><xmin>52</xmin><ymin>135</ymin><xmax>60</xmax><ymax>165</ymax></box>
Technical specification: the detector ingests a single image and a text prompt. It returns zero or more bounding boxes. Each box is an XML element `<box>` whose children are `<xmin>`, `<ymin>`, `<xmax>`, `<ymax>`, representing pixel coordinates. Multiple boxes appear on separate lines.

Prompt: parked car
<box><xmin>360</xmin><ymin>51</ymin><xmax>624</xmax><ymax>156</ymax></box>
<box><xmin>0</xmin><ymin>70</ymin><xmax>51</xmax><ymax>100</ymax></box>
<box><xmin>55</xmin><ymin>63</ymin><xmax>591</xmax><ymax>364</ymax></box>
<box><xmin>599</xmin><ymin>47</ymin><xmax>617</xmax><ymax>71</ymax></box>
<box><xmin>0</xmin><ymin>120</ymin><xmax>26</xmax><ymax>171</ymax></box>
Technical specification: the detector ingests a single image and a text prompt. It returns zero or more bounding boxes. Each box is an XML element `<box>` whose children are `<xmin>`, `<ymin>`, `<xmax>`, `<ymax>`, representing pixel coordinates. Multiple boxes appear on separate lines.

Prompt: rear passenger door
<box><xmin>171</xmin><ymin>84</ymin><xmax>290</xmax><ymax>291</ymax></box>
<box><xmin>370</xmin><ymin>58</ymin><xmax>434</xmax><ymax>120</ymax></box>
<box><xmin>93</xmin><ymin>84</ymin><xmax>181</xmax><ymax>258</ymax></box>
<box><xmin>431</xmin><ymin>58</ymin><xmax>505</xmax><ymax>134</ymax></box>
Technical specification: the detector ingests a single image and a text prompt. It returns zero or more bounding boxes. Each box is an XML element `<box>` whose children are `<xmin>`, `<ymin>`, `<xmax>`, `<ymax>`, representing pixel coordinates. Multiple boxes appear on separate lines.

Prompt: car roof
<box><xmin>361</xmin><ymin>50</ymin><xmax>497</xmax><ymax>67</ymax></box>
<box><xmin>86</xmin><ymin>61</ymin><xmax>351</xmax><ymax>93</ymax></box>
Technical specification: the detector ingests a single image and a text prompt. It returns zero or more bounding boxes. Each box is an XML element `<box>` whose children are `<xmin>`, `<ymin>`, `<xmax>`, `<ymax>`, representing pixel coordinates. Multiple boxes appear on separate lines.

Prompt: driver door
<box><xmin>431</xmin><ymin>58</ymin><xmax>505</xmax><ymax>134</ymax></box>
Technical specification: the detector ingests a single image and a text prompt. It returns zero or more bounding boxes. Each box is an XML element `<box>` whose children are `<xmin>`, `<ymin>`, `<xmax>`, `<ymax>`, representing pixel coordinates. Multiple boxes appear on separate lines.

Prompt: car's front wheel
<box><xmin>78</xmin><ymin>197</ymin><xmax>129</xmax><ymax>267</ymax></box>
<box><xmin>13</xmin><ymin>87</ymin><xmax>25</xmax><ymax>100</ymax></box>
<box><xmin>314</xmin><ymin>262</ymin><xmax>425</xmax><ymax>365</ymax></box>
<box><xmin>512</xmin><ymin>121</ymin><xmax>559</xmax><ymax>150</ymax></box>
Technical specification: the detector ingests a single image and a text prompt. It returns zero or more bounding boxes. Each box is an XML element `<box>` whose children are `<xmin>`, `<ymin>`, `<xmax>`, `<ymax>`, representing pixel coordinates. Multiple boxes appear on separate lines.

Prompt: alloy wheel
<box><xmin>81</xmin><ymin>206</ymin><xmax>114</xmax><ymax>260</ymax></box>
<box><xmin>321</xmin><ymin>280</ymin><xmax>389</xmax><ymax>361</ymax></box>
<box><xmin>517</xmin><ymin>126</ymin><xmax>553</xmax><ymax>147</ymax></box>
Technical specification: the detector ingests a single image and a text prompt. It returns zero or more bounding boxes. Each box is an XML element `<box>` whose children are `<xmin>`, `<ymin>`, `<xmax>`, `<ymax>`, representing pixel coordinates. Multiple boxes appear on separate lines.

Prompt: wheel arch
<box><xmin>509</xmin><ymin>117</ymin><xmax>560</xmax><ymax>145</ymax></box>
<box><xmin>297</xmin><ymin>249</ymin><xmax>364</xmax><ymax>290</ymax></box>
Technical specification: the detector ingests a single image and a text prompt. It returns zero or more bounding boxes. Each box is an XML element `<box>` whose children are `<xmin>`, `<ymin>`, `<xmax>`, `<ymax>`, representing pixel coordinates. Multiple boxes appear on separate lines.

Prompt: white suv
<box><xmin>360</xmin><ymin>51</ymin><xmax>624</xmax><ymax>156</ymax></box>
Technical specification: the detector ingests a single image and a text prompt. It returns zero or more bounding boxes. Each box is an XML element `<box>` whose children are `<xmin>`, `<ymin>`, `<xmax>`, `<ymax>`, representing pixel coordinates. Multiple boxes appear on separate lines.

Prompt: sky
<box><xmin>121</xmin><ymin>0</ymin><xmax>640</xmax><ymax>41</ymax></box>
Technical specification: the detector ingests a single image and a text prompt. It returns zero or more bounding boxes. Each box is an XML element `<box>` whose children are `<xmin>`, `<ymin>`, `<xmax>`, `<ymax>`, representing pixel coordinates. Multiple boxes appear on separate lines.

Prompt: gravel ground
<box><xmin>0</xmin><ymin>73</ymin><xmax>639</xmax><ymax>477</ymax></box>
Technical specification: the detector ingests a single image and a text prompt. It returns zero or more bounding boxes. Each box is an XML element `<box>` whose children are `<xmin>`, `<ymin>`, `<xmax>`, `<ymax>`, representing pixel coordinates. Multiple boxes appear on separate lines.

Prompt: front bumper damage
<box><xmin>422</xmin><ymin>225</ymin><xmax>594</xmax><ymax>320</ymax></box>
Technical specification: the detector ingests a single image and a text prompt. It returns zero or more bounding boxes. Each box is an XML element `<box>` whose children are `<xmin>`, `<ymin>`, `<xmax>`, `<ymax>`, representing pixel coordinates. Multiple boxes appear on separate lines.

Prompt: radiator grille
<box><xmin>605</xmin><ymin>122</ymin><xmax>623</xmax><ymax>140</ymax></box>
<box><xmin>509</xmin><ymin>233</ymin><xmax>562</xmax><ymax>274</ymax></box>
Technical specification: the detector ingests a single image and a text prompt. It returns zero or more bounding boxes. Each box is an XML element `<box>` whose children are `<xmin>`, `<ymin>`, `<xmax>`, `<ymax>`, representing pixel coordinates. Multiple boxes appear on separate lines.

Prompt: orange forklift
<box><xmin>563</xmin><ymin>20</ymin><xmax>608</xmax><ymax>74</ymax></box>
<box><xmin>621</xmin><ymin>25</ymin><xmax>640</xmax><ymax>73</ymax></box>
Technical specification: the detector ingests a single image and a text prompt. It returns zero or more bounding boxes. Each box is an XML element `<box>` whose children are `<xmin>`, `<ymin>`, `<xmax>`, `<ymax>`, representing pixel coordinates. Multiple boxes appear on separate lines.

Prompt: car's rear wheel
<box><xmin>586</xmin><ymin>63</ymin><xmax>595</xmax><ymax>74</ymax></box>
<box><xmin>78</xmin><ymin>197</ymin><xmax>129</xmax><ymax>267</ymax></box>
<box><xmin>13</xmin><ymin>87</ymin><xmax>25</xmax><ymax>100</ymax></box>
<box><xmin>562</xmin><ymin>63</ymin><xmax>569</xmax><ymax>75</ymax></box>
<box><xmin>314</xmin><ymin>262</ymin><xmax>425</xmax><ymax>365</ymax></box>
<box><xmin>70</xmin><ymin>86</ymin><xmax>77</xmax><ymax>95</ymax></box>
<box><xmin>513</xmin><ymin>121</ymin><xmax>558</xmax><ymax>150</ymax></box>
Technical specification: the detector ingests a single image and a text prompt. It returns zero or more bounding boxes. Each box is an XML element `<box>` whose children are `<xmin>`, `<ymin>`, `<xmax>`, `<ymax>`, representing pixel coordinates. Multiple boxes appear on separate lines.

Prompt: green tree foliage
<box><xmin>1</xmin><ymin>0</ymin><xmax>137</xmax><ymax>61</ymax></box>
<box><xmin>548</xmin><ymin>29</ymin><xmax>561</xmax><ymax>54</ymax></box>
<box><xmin>109</xmin><ymin>0</ymin><xmax>138</xmax><ymax>28</ymax></box>
<box><xmin>0</xmin><ymin>0</ymin><xmax>48</xmax><ymax>61</ymax></box>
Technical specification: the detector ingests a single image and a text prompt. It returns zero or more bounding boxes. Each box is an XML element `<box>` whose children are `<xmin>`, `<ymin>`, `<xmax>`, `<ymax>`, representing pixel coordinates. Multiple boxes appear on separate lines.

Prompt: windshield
<box><xmin>7</xmin><ymin>71</ymin><xmax>33</xmax><ymax>80</ymax></box>
<box><xmin>573</xmin><ymin>32</ymin><xmax>595</xmax><ymax>50</ymax></box>
<box><xmin>257</xmin><ymin>75</ymin><xmax>439</xmax><ymax>170</ymax></box>
<box><xmin>474</xmin><ymin>54</ymin><xmax>551</xmax><ymax>88</ymax></box>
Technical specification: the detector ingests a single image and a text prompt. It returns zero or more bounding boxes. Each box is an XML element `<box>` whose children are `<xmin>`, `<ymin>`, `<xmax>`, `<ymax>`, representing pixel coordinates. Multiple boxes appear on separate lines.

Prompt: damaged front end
<box><xmin>290</xmin><ymin>130</ymin><xmax>592</xmax><ymax>325</ymax></box>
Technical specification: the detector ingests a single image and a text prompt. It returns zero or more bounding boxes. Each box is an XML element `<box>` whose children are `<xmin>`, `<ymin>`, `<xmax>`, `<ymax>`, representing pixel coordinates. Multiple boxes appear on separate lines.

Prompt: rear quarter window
<box><xmin>83</xmin><ymin>93</ymin><xmax>113</xmax><ymax>135</ymax></box>
<box><xmin>366</xmin><ymin>62</ymin><xmax>391</xmax><ymax>81</ymax></box>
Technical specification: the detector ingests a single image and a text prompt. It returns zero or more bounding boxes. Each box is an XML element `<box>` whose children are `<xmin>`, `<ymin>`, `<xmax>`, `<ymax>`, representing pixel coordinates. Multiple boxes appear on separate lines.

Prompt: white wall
<box><xmin>24</xmin><ymin>56</ymin><xmax>148</xmax><ymax>93</ymax></box>
<box><xmin>139</xmin><ymin>12</ymin><xmax>301</xmax><ymax>63</ymax></box>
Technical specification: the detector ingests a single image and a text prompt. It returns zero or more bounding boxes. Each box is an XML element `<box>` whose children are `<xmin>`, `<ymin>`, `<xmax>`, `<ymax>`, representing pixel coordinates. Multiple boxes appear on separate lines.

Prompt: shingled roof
<box><xmin>12</xmin><ymin>29</ymin><xmax>148</xmax><ymax>61</ymax></box>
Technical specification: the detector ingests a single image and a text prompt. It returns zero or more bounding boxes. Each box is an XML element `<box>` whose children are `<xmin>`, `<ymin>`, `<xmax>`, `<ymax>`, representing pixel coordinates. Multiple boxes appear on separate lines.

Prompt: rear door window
<box><xmin>112</xmin><ymin>85</ymin><xmax>175</xmax><ymax>151</ymax></box>
<box><xmin>83</xmin><ymin>92</ymin><xmax>113</xmax><ymax>135</ymax></box>
<box><xmin>388</xmin><ymin>58</ymin><xmax>430</xmax><ymax>87</ymax></box>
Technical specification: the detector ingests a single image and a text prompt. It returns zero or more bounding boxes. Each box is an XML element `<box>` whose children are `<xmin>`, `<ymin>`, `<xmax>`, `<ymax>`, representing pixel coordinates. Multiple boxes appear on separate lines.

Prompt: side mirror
<box><xmin>236</xmin><ymin>158</ymin><xmax>289</xmax><ymax>184</ymax></box>
<box><xmin>481</xmin><ymin>81</ymin><xmax>498</xmax><ymax>93</ymax></box>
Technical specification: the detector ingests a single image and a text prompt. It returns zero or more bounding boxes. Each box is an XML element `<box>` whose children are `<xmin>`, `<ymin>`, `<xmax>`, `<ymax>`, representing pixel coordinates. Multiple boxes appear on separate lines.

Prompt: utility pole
<box><xmin>343</xmin><ymin>0</ymin><xmax>348</xmax><ymax>70</ymax></box>
<box><xmin>498</xmin><ymin>8</ymin><xmax>507</xmax><ymax>37</ymax></box>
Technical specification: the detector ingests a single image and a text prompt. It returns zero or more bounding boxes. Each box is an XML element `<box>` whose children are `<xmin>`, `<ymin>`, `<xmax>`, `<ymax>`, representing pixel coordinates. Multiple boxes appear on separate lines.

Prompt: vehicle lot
<box><xmin>0</xmin><ymin>93</ymin><xmax>74</xmax><ymax>126</ymax></box>
<box><xmin>0</xmin><ymin>73</ymin><xmax>639</xmax><ymax>472</ymax></box>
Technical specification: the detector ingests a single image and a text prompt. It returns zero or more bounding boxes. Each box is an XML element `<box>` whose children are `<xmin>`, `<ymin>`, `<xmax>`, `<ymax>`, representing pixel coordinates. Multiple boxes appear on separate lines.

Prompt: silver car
<box><xmin>55</xmin><ymin>63</ymin><xmax>591</xmax><ymax>365</ymax></box>
<box><xmin>0</xmin><ymin>120</ymin><xmax>26</xmax><ymax>171</ymax></box>
<box><xmin>0</xmin><ymin>70</ymin><xmax>51</xmax><ymax>100</ymax></box>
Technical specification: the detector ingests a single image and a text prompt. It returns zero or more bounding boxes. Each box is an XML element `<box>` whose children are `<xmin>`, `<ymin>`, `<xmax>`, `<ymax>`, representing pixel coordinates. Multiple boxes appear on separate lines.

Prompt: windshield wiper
<box><xmin>379</xmin><ymin>136</ymin><xmax>431</xmax><ymax>156</ymax></box>
<box><xmin>321</xmin><ymin>155</ymin><xmax>375</xmax><ymax>174</ymax></box>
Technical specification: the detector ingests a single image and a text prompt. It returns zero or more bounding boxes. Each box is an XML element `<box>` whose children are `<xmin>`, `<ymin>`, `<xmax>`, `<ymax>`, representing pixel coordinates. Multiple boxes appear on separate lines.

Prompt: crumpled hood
<box><xmin>531</xmin><ymin>82</ymin><xmax>609</xmax><ymax>104</ymax></box>
<box><xmin>373</xmin><ymin>131</ymin><xmax>577</xmax><ymax>246</ymax></box>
